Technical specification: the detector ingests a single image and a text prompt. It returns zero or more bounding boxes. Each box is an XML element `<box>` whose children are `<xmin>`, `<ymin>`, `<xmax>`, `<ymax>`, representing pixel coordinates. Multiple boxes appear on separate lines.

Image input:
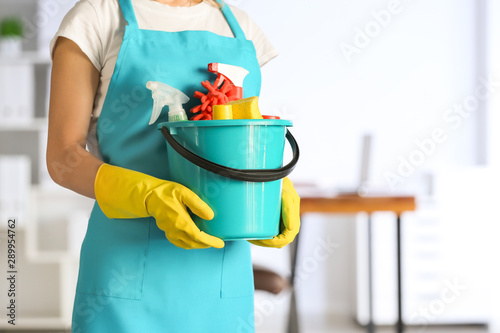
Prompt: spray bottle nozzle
<box><xmin>207</xmin><ymin>63</ymin><xmax>249</xmax><ymax>101</ymax></box>
<box><xmin>146</xmin><ymin>81</ymin><xmax>190</xmax><ymax>124</ymax></box>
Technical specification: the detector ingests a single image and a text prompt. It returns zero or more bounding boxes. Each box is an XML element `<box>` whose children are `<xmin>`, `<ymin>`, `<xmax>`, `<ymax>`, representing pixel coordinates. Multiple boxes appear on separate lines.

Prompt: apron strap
<box><xmin>118</xmin><ymin>0</ymin><xmax>139</xmax><ymax>28</ymax></box>
<box><xmin>220</xmin><ymin>3</ymin><xmax>247</xmax><ymax>40</ymax></box>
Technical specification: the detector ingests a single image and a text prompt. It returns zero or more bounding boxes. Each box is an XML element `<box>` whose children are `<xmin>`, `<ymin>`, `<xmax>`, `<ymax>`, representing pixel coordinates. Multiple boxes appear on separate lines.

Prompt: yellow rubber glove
<box><xmin>94</xmin><ymin>164</ymin><xmax>224</xmax><ymax>249</ymax></box>
<box><xmin>250</xmin><ymin>177</ymin><xmax>300</xmax><ymax>248</ymax></box>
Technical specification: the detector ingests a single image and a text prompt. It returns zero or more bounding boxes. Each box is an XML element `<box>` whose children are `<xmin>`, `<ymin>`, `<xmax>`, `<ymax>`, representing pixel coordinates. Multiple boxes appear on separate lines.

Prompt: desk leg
<box><xmin>367</xmin><ymin>215</ymin><xmax>375</xmax><ymax>333</ymax></box>
<box><xmin>288</xmin><ymin>227</ymin><xmax>301</xmax><ymax>333</ymax></box>
<box><xmin>396</xmin><ymin>215</ymin><xmax>404</xmax><ymax>333</ymax></box>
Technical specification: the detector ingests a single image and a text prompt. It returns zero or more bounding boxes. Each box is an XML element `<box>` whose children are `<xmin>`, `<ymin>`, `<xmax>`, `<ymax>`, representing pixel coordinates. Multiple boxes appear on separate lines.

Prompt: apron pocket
<box><xmin>220</xmin><ymin>241</ymin><xmax>254</xmax><ymax>298</ymax></box>
<box><xmin>75</xmin><ymin>205</ymin><xmax>150</xmax><ymax>300</ymax></box>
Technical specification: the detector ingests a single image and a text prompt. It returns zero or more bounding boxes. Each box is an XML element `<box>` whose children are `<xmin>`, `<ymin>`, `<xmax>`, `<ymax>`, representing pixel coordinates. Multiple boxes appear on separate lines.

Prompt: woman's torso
<box><xmin>49</xmin><ymin>0</ymin><xmax>277</xmax><ymax>157</ymax></box>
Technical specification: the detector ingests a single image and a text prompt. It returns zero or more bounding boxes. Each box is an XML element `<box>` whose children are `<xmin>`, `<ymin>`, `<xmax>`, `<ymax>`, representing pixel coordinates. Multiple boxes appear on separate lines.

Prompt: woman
<box><xmin>47</xmin><ymin>0</ymin><xmax>300</xmax><ymax>331</ymax></box>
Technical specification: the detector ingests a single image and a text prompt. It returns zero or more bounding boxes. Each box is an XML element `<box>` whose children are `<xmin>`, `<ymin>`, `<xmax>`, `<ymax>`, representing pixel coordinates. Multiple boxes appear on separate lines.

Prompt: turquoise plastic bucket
<box><xmin>159</xmin><ymin>119</ymin><xmax>298</xmax><ymax>240</ymax></box>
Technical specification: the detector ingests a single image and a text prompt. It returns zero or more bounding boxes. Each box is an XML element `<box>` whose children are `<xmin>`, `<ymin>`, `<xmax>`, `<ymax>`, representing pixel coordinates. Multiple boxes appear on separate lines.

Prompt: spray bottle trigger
<box><xmin>214</xmin><ymin>73</ymin><xmax>225</xmax><ymax>88</ymax></box>
<box><xmin>149</xmin><ymin>97</ymin><xmax>164</xmax><ymax>125</ymax></box>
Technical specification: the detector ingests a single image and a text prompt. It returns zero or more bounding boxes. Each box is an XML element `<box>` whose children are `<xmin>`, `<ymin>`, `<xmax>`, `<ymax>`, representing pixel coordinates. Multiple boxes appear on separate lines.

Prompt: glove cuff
<box><xmin>94</xmin><ymin>164</ymin><xmax>163</xmax><ymax>219</ymax></box>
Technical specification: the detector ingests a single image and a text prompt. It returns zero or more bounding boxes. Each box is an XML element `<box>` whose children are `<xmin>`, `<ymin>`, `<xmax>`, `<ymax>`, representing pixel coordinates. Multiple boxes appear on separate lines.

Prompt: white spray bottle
<box><xmin>146</xmin><ymin>81</ymin><xmax>189</xmax><ymax>124</ymax></box>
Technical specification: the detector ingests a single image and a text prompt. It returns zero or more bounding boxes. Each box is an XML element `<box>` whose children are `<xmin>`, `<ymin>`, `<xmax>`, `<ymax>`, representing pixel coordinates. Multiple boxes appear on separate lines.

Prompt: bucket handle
<box><xmin>161</xmin><ymin>126</ymin><xmax>299</xmax><ymax>182</ymax></box>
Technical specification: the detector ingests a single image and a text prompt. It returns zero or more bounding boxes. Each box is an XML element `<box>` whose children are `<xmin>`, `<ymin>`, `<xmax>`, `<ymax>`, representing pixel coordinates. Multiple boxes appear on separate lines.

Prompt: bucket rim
<box><xmin>157</xmin><ymin>118</ymin><xmax>293</xmax><ymax>129</ymax></box>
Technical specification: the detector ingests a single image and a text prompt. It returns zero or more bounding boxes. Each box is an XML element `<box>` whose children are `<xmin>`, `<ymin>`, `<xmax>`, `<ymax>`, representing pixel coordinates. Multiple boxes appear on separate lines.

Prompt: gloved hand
<box><xmin>250</xmin><ymin>177</ymin><xmax>300</xmax><ymax>248</ymax></box>
<box><xmin>94</xmin><ymin>163</ymin><xmax>224</xmax><ymax>249</ymax></box>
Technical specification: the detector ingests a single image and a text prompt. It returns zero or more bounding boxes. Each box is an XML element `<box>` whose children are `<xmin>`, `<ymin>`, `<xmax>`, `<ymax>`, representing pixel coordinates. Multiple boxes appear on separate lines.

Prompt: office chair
<box><xmin>253</xmin><ymin>266</ymin><xmax>288</xmax><ymax>294</ymax></box>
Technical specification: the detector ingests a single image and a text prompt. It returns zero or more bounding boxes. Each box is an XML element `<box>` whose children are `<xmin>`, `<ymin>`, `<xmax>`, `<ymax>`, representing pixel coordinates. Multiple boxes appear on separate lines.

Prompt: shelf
<box><xmin>0</xmin><ymin>118</ymin><xmax>48</xmax><ymax>131</ymax></box>
<box><xmin>0</xmin><ymin>51</ymin><xmax>51</xmax><ymax>65</ymax></box>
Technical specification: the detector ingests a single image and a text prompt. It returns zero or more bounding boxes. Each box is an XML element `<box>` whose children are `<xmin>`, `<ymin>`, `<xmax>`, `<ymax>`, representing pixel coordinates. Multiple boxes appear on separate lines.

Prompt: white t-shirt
<box><xmin>50</xmin><ymin>0</ymin><xmax>278</xmax><ymax>157</ymax></box>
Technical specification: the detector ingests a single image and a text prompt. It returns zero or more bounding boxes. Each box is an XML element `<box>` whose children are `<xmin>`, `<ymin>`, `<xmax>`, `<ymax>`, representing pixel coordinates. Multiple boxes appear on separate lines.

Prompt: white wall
<box><xmin>488</xmin><ymin>0</ymin><xmax>500</xmax><ymax>167</ymax></box>
<box><xmin>236</xmin><ymin>0</ymin><xmax>484</xmax><ymax>190</ymax></box>
<box><xmin>233</xmin><ymin>0</ymin><xmax>496</xmax><ymax>327</ymax></box>
<box><xmin>486</xmin><ymin>0</ymin><xmax>500</xmax><ymax>330</ymax></box>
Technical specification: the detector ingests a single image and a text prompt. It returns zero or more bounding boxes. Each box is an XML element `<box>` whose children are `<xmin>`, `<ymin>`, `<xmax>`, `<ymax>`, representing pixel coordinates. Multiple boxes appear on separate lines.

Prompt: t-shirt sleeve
<box><xmin>230</xmin><ymin>6</ymin><xmax>278</xmax><ymax>67</ymax></box>
<box><xmin>49</xmin><ymin>0</ymin><xmax>103</xmax><ymax>71</ymax></box>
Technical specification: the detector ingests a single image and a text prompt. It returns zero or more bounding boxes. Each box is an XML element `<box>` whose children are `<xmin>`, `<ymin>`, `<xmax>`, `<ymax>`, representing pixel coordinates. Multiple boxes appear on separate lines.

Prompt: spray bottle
<box><xmin>207</xmin><ymin>63</ymin><xmax>249</xmax><ymax>101</ymax></box>
<box><xmin>146</xmin><ymin>81</ymin><xmax>189</xmax><ymax>124</ymax></box>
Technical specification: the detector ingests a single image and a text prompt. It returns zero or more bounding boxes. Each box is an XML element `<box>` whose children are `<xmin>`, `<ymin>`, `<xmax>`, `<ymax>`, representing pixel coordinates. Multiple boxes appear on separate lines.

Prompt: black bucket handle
<box><xmin>161</xmin><ymin>126</ymin><xmax>299</xmax><ymax>182</ymax></box>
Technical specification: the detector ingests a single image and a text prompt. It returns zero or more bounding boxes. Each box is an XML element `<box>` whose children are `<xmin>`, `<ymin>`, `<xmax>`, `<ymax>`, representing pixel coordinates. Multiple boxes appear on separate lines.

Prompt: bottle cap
<box><xmin>213</xmin><ymin>105</ymin><xmax>233</xmax><ymax>120</ymax></box>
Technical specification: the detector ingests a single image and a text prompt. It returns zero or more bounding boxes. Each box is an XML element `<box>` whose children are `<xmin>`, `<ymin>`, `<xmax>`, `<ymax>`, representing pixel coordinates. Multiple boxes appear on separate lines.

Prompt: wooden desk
<box><xmin>301</xmin><ymin>195</ymin><xmax>416</xmax><ymax>215</ymax></box>
<box><xmin>289</xmin><ymin>194</ymin><xmax>416</xmax><ymax>333</ymax></box>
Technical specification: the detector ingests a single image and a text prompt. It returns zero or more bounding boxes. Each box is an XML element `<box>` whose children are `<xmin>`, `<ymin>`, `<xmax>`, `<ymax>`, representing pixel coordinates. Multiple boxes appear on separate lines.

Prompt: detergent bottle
<box><xmin>146</xmin><ymin>81</ymin><xmax>189</xmax><ymax>124</ymax></box>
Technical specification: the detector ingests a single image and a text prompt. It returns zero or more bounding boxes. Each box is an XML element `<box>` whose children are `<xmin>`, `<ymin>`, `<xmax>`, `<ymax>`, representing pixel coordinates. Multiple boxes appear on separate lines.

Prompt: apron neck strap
<box><xmin>118</xmin><ymin>0</ymin><xmax>139</xmax><ymax>28</ymax></box>
<box><xmin>220</xmin><ymin>2</ymin><xmax>246</xmax><ymax>40</ymax></box>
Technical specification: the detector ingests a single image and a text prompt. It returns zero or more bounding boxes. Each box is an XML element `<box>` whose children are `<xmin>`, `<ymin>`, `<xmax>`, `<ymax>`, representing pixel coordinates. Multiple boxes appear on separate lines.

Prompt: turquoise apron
<box><xmin>71</xmin><ymin>1</ymin><xmax>262</xmax><ymax>332</ymax></box>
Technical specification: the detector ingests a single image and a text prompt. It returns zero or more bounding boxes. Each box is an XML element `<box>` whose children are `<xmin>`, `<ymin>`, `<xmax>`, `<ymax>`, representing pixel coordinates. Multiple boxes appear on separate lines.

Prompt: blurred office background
<box><xmin>1</xmin><ymin>0</ymin><xmax>499</xmax><ymax>332</ymax></box>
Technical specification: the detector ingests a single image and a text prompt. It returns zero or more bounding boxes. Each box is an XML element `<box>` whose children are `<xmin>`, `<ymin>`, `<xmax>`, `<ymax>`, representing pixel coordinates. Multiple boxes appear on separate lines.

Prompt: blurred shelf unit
<box><xmin>0</xmin><ymin>54</ymin><xmax>51</xmax><ymax>185</ymax></box>
<box><xmin>0</xmin><ymin>53</ymin><xmax>51</xmax><ymax>130</ymax></box>
<box><xmin>0</xmin><ymin>51</ymin><xmax>51</xmax><ymax>65</ymax></box>
<box><xmin>0</xmin><ymin>117</ymin><xmax>48</xmax><ymax>131</ymax></box>
<box><xmin>1</xmin><ymin>0</ymin><xmax>84</xmax><ymax>330</ymax></box>
<box><xmin>0</xmin><ymin>51</ymin><xmax>72</xmax><ymax>332</ymax></box>
<box><xmin>0</xmin><ymin>185</ymin><xmax>94</xmax><ymax>329</ymax></box>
